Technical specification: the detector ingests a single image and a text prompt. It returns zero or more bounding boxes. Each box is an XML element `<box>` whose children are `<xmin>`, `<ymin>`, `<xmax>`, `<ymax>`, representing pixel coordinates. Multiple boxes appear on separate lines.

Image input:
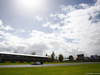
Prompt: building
<box><xmin>0</xmin><ymin>52</ymin><xmax>51</xmax><ymax>63</ymax></box>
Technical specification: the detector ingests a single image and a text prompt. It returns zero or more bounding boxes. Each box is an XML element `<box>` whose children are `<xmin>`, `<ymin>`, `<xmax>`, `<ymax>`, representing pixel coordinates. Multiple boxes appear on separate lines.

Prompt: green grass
<box><xmin>0</xmin><ymin>64</ymin><xmax>100</xmax><ymax>75</ymax></box>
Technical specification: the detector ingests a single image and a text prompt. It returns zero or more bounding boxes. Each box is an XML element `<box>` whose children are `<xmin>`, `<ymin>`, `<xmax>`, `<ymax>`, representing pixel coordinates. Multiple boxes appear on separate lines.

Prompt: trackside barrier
<box><xmin>11</xmin><ymin>61</ymin><xmax>15</xmax><ymax>63</ymax></box>
<box><xmin>16</xmin><ymin>61</ymin><xmax>20</xmax><ymax>63</ymax></box>
<box><xmin>24</xmin><ymin>61</ymin><xmax>27</xmax><ymax>63</ymax></box>
<box><xmin>31</xmin><ymin>62</ymin><xmax>34</xmax><ymax>63</ymax></box>
<box><xmin>0</xmin><ymin>61</ymin><xmax>53</xmax><ymax>63</ymax></box>
<box><xmin>6</xmin><ymin>61</ymin><xmax>10</xmax><ymax>63</ymax></box>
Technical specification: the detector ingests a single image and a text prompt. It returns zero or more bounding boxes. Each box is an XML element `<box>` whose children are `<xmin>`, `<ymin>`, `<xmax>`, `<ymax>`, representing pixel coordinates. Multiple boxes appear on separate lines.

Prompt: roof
<box><xmin>0</xmin><ymin>52</ymin><xmax>48</xmax><ymax>58</ymax></box>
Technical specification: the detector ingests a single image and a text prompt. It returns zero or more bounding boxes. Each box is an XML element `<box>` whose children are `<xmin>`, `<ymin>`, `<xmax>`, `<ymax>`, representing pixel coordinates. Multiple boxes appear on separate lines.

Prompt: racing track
<box><xmin>0</xmin><ymin>62</ymin><xmax>100</xmax><ymax>68</ymax></box>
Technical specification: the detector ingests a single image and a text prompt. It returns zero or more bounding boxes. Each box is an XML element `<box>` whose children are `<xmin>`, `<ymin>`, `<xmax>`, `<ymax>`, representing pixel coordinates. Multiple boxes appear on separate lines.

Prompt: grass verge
<box><xmin>0</xmin><ymin>64</ymin><xmax>100</xmax><ymax>75</ymax></box>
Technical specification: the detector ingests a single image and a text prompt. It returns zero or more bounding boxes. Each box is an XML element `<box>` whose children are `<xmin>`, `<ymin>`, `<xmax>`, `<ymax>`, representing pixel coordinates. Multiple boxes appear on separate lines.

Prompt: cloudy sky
<box><xmin>0</xmin><ymin>0</ymin><xmax>100</xmax><ymax>57</ymax></box>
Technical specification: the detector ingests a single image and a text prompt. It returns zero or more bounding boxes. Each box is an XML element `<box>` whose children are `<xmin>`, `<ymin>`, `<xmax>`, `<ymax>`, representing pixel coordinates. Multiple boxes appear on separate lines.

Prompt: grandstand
<box><xmin>0</xmin><ymin>52</ymin><xmax>51</xmax><ymax>63</ymax></box>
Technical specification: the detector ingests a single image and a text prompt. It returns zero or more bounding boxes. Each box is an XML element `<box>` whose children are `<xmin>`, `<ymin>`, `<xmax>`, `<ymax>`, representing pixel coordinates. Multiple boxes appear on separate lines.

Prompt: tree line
<box><xmin>45</xmin><ymin>52</ymin><xmax>74</xmax><ymax>62</ymax></box>
<box><xmin>31</xmin><ymin>51</ymin><xmax>74</xmax><ymax>62</ymax></box>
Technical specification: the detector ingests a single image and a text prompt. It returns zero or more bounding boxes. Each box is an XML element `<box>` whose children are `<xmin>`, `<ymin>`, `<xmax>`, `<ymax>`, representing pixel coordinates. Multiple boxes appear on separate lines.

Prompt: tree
<box><xmin>94</xmin><ymin>55</ymin><xmax>99</xmax><ymax>59</ymax></box>
<box><xmin>45</xmin><ymin>53</ymin><xmax>48</xmax><ymax>56</ymax></box>
<box><xmin>31</xmin><ymin>52</ymin><xmax>36</xmax><ymax>55</ymax></box>
<box><xmin>59</xmin><ymin>54</ymin><xmax>63</xmax><ymax>62</ymax></box>
<box><xmin>14</xmin><ymin>51</ymin><xmax>18</xmax><ymax>53</ymax></box>
<box><xmin>51</xmin><ymin>52</ymin><xmax>55</xmax><ymax>62</ymax></box>
<box><xmin>68</xmin><ymin>55</ymin><xmax>74</xmax><ymax>61</ymax></box>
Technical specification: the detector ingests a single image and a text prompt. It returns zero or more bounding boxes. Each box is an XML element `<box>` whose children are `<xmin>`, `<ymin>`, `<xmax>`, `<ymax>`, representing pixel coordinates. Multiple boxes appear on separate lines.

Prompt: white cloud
<box><xmin>0</xmin><ymin>20</ymin><xmax>14</xmax><ymax>31</ymax></box>
<box><xmin>60</xmin><ymin>5</ymin><xmax>76</xmax><ymax>13</ymax></box>
<box><xmin>34</xmin><ymin>16</ymin><xmax>43</xmax><ymax>21</ymax></box>
<box><xmin>59</xmin><ymin>3</ymin><xmax>100</xmax><ymax>55</ymax></box>
<box><xmin>20</xmin><ymin>29</ymin><xmax>25</xmax><ymax>32</ymax></box>
<box><xmin>43</xmin><ymin>22</ymin><xmax>51</xmax><ymax>27</ymax></box>
<box><xmin>79</xmin><ymin>3</ymin><xmax>89</xmax><ymax>8</ymax></box>
<box><xmin>4</xmin><ymin>26</ymin><xmax>14</xmax><ymax>31</ymax></box>
<box><xmin>43</xmin><ymin>22</ymin><xmax>60</xmax><ymax>30</ymax></box>
<box><xmin>0</xmin><ymin>20</ymin><xmax>3</xmax><ymax>25</ymax></box>
<box><xmin>95</xmin><ymin>0</ymin><xmax>100</xmax><ymax>5</ymax></box>
<box><xmin>42</xmin><ymin>2</ymin><xmax>100</xmax><ymax>56</ymax></box>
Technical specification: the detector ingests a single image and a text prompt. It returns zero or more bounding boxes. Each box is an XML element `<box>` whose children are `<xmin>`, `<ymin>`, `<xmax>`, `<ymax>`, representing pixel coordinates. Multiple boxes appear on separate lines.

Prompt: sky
<box><xmin>0</xmin><ymin>0</ymin><xmax>100</xmax><ymax>58</ymax></box>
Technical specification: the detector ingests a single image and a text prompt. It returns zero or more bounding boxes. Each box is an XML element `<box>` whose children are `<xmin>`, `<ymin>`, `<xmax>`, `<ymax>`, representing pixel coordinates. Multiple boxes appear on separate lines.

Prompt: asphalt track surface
<box><xmin>0</xmin><ymin>62</ymin><xmax>100</xmax><ymax>68</ymax></box>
